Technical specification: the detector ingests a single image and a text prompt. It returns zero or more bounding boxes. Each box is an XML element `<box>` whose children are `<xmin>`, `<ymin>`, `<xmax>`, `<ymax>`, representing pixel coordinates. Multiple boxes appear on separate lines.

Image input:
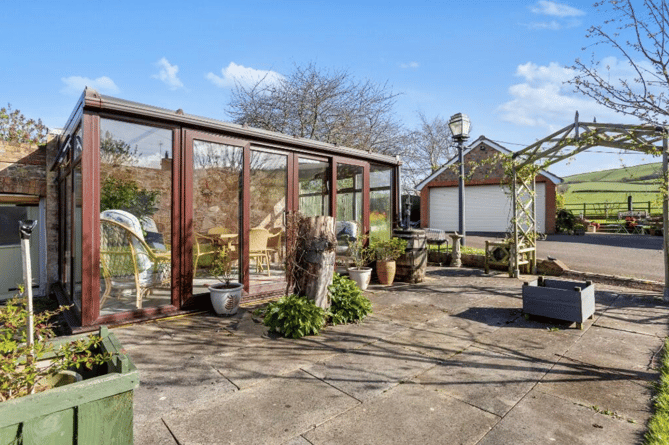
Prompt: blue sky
<box><xmin>1</xmin><ymin>0</ymin><xmax>657</xmax><ymax>177</ymax></box>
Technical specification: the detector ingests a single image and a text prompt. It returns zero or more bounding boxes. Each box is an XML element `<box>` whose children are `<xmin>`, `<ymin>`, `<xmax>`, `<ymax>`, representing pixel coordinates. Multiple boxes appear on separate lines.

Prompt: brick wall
<box><xmin>419</xmin><ymin>142</ymin><xmax>558</xmax><ymax>234</ymax></box>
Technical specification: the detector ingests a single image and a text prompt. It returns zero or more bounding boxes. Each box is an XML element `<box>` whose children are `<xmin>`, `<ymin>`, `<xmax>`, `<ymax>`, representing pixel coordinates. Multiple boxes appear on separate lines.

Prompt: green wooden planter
<box><xmin>0</xmin><ymin>326</ymin><xmax>139</xmax><ymax>445</ymax></box>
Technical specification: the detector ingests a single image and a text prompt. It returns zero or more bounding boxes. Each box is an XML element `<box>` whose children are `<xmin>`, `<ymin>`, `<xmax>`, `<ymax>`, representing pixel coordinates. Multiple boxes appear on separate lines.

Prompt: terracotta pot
<box><xmin>376</xmin><ymin>260</ymin><xmax>396</xmax><ymax>285</ymax></box>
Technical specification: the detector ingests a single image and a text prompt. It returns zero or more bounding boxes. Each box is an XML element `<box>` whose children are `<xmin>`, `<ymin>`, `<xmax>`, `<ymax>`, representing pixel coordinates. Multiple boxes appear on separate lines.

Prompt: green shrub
<box><xmin>262</xmin><ymin>294</ymin><xmax>325</xmax><ymax>339</ymax></box>
<box><xmin>556</xmin><ymin>209</ymin><xmax>577</xmax><ymax>233</ymax></box>
<box><xmin>327</xmin><ymin>273</ymin><xmax>372</xmax><ymax>325</ymax></box>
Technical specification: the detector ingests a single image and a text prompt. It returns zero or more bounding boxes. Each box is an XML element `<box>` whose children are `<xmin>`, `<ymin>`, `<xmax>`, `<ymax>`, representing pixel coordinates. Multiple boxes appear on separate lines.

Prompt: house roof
<box><xmin>414</xmin><ymin>136</ymin><xmax>562</xmax><ymax>191</ymax></box>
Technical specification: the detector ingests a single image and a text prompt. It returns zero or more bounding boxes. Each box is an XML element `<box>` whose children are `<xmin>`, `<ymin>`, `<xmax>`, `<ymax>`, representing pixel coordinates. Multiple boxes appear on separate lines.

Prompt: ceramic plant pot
<box><xmin>347</xmin><ymin>267</ymin><xmax>372</xmax><ymax>291</ymax></box>
<box><xmin>209</xmin><ymin>282</ymin><xmax>244</xmax><ymax>315</ymax></box>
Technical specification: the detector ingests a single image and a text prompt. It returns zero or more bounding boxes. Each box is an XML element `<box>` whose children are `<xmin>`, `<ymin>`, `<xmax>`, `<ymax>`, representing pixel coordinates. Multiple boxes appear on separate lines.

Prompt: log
<box><xmin>294</xmin><ymin>215</ymin><xmax>336</xmax><ymax>309</ymax></box>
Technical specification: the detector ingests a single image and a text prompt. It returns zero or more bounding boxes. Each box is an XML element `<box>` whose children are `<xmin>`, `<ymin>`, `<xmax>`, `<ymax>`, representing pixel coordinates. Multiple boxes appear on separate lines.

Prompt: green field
<box><xmin>559</xmin><ymin>162</ymin><xmax>663</xmax><ymax>215</ymax></box>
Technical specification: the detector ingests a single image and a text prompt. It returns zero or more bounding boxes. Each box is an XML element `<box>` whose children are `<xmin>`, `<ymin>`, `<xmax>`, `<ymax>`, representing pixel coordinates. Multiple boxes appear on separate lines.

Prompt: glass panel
<box><xmin>250</xmin><ymin>150</ymin><xmax>287</xmax><ymax>286</ymax></box>
<box><xmin>298</xmin><ymin>158</ymin><xmax>330</xmax><ymax>217</ymax></box>
<box><xmin>369</xmin><ymin>164</ymin><xmax>392</xmax><ymax>242</ymax></box>
<box><xmin>73</xmin><ymin>126</ymin><xmax>83</xmax><ymax>161</ymax></box>
<box><xmin>192</xmin><ymin>141</ymin><xmax>242</xmax><ymax>295</ymax></box>
<box><xmin>336</xmin><ymin>164</ymin><xmax>363</xmax><ymax>223</ymax></box>
<box><xmin>335</xmin><ymin>163</ymin><xmax>364</xmax><ymax>269</ymax></box>
<box><xmin>73</xmin><ymin>163</ymin><xmax>83</xmax><ymax>310</ymax></box>
<box><xmin>64</xmin><ymin>173</ymin><xmax>72</xmax><ymax>298</ymax></box>
<box><xmin>99</xmin><ymin>119</ymin><xmax>173</xmax><ymax>315</ymax></box>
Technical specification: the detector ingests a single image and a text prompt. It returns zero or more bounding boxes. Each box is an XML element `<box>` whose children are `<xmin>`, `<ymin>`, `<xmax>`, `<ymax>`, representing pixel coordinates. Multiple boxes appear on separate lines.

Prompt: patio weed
<box><xmin>645</xmin><ymin>338</ymin><xmax>669</xmax><ymax>444</ymax></box>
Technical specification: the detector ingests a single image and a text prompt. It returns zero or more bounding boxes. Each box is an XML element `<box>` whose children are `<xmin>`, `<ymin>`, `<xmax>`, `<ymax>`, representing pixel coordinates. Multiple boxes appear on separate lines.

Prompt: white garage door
<box><xmin>429</xmin><ymin>183</ymin><xmax>546</xmax><ymax>233</ymax></box>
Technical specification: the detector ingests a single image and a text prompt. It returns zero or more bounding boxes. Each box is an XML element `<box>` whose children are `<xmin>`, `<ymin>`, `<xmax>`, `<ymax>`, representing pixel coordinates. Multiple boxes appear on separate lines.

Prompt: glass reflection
<box><xmin>369</xmin><ymin>164</ymin><xmax>392</xmax><ymax>241</ymax></box>
<box><xmin>299</xmin><ymin>158</ymin><xmax>330</xmax><ymax>217</ymax></box>
<box><xmin>191</xmin><ymin>141</ymin><xmax>242</xmax><ymax>295</ymax></box>
<box><xmin>99</xmin><ymin>119</ymin><xmax>173</xmax><ymax>314</ymax></box>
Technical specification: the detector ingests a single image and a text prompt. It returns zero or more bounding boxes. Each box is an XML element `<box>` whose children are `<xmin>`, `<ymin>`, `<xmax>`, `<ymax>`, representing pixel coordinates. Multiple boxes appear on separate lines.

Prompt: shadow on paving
<box><xmin>120</xmin><ymin>267</ymin><xmax>667</xmax><ymax>444</ymax></box>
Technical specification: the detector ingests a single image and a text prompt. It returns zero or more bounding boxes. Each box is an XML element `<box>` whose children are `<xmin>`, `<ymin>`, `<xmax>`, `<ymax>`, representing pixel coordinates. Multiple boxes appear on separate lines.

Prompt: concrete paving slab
<box><xmin>537</xmin><ymin>357</ymin><xmax>656</xmax><ymax>424</ymax></box>
<box><xmin>132</xmin><ymin>352</ymin><xmax>238</xmax><ymax>422</ymax></box>
<box><xmin>379</xmin><ymin>322</ymin><xmax>476</xmax><ymax>361</ymax></box>
<box><xmin>281</xmin><ymin>436</ymin><xmax>312</xmax><ymax>445</ymax></box>
<box><xmin>205</xmin><ymin>338</ymin><xmax>340</xmax><ymax>389</ymax></box>
<box><xmin>477</xmin><ymin>390</ymin><xmax>645</xmax><ymax>445</ymax></box>
<box><xmin>296</xmin><ymin>316</ymin><xmax>407</xmax><ymax>352</ymax></box>
<box><xmin>134</xmin><ymin>419</ymin><xmax>178</xmax><ymax>445</ymax></box>
<box><xmin>303</xmin><ymin>382</ymin><xmax>499</xmax><ymax>445</ymax></box>
<box><xmin>414</xmin><ymin>346</ymin><xmax>552</xmax><ymax>417</ymax></box>
<box><xmin>303</xmin><ymin>341</ymin><xmax>438</xmax><ymax>401</ymax></box>
<box><xmin>371</xmin><ymin>301</ymin><xmax>450</xmax><ymax>326</ymax></box>
<box><xmin>562</xmin><ymin>325</ymin><xmax>664</xmax><ymax>372</ymax></box>
<box><xmin>595</xmin><ymin>294</ymin><xmax>669</xmax><ymax>337</ymax></box>
<box><xmin>163</xmin><ymin>369</ymin><xmax>359</xmax><ymax>445</ymax></box>
<box><xmin>113</xmin><ymin>321</ymin><xmax>174</xmax><ymax>350</ymax></box>
<box><xmin>474</xmin><ymin>313</ymin><xmax>588</xmax><ymax>363</ymax></box>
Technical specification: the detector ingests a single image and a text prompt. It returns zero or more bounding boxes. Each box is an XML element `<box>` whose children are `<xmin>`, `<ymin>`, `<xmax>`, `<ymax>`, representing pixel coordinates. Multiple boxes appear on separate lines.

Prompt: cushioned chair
<box><xmin>335</xmin><ymin>221</ymin><xmax>358</xmax><ymax>271</ymax></box>
<box><xmin>100</xmin><ymin>216</ymin><xmax>170</xmax><ymax>309</ymax></box>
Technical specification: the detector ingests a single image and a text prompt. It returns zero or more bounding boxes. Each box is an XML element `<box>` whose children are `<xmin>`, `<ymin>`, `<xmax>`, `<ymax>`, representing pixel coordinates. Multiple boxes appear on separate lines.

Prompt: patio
<box><xmin>113</xmin><ymin>267</ymin><xmax>668</xmax><ymax>445</ymax></box>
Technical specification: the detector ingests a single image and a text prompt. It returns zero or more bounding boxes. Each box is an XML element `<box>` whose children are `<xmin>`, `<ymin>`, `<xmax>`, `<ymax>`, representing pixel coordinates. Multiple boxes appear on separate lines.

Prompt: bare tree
<box><xmin>401</xmin><ymin>112</ymin><xmax>456</xmax><ymax>190</ymax></box>
<box><xmin>570</xmin><ymin>0</ymin><xmax>669</xmax><ymax>125</ymax></box>
<box><xmin>227</xmin><ymin>62</ymin><xmax>405</xmax><ymax>155</ymax></box>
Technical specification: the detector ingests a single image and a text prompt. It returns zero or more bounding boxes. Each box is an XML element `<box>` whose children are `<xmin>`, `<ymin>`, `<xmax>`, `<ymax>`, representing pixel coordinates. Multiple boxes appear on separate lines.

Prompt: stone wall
<box><xmin>0</xmin><ymin>140</ymin><xmax>47</xmax><ymax>196</ymax></box>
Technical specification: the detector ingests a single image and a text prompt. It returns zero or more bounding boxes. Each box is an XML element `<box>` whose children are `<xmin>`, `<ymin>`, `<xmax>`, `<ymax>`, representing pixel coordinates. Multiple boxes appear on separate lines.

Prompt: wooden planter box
<box><xmin>0</xmin><ymin>326</ymin><xmax>139</xmax><ymax>445</ymax></box>
<box><xmin>522</xmin><ymin>277</ymin><xmax>595</xmax><ymax>329</ymax></box>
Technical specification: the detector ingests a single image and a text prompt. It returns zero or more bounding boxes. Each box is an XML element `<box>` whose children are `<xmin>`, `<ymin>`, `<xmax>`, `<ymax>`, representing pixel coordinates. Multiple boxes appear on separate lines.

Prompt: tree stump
<box><xmin>294</xmin><ymin>215</ymin><xmax>336</xmax><ymax>309</ymax></box>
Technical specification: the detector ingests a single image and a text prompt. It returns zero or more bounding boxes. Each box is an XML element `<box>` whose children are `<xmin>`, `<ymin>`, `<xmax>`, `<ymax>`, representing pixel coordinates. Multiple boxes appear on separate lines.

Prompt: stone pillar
<box><xmin>450</xmin><ymin>233</ymin><xmax>463</xmax><ymax>268</ymax></box>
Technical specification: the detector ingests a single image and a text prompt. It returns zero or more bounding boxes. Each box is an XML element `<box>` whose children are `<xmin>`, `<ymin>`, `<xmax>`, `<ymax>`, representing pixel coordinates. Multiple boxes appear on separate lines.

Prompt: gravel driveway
<box><xmin>465</xmin><ymin>233</ymin><xmax>665</xmax><ymax>282</ymax></box>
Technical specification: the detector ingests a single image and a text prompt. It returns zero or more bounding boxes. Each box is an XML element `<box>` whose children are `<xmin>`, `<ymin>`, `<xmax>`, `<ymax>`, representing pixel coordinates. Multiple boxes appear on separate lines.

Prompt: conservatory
<box><xmin>53</xmin><ymin>88</ymin><xmax>401</xmax><ymax>329</ymax></box>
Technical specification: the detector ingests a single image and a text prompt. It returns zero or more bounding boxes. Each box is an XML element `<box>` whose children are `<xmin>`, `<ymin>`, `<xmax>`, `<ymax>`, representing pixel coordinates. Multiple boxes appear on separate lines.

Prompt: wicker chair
<box><xmin>100</xmin><ymin>218</ymin><xmax>171</xmax><ymax>309</ymax></box>
<box><xmin>249</xmin><ymin>227</ymin><xmax>271</xmax><ymax>276</ymax></box>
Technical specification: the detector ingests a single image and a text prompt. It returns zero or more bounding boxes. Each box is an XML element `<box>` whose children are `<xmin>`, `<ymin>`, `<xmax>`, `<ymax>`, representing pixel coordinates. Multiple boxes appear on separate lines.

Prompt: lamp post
<box><xmin>448</xmin><ymin>113</ymin><xmax>471</xmax><ymax>246</ymax></box>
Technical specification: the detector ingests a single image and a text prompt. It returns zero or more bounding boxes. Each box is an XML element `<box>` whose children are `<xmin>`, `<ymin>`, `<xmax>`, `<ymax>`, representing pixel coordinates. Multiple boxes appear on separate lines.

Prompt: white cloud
<box><xmin>60</xmin><ymin>76</ymin><xmax>120</xmax><ymax>96</ymax></box>
<box><xmin>530</xmin><ymin>1</ymin><xmax>585</xmax><ymax>17</ymax></box>
<box><xmin>528</xmin><ymin>20</ymin><xmax>562</xmax><ymax>30</ymax></box>
<box><xmin>400</xmin><ymin>61</ymin><xmax>419</xmax><ymax>69</ymax></box>
<box><xmin>152</xmin><ymin>57</ymin><xmax>183</xmax><ymax>90</ymax></box>
<box><xmin>206</xmin><ymin>62</ymin><xmax>283</xmax><ymax>89</ymax></box>
<box><xmin>497</xmin><ymin>61</ymin><xmax>630</xmax><ymax>132</ymax></box>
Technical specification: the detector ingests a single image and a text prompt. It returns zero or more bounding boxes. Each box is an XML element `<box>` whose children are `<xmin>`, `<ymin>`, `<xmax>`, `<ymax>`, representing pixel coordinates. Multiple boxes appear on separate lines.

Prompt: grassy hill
<box><xmin>559</xmin><ymin>162</ymin><xmax>663</xmax><ymax>215</ymax></box>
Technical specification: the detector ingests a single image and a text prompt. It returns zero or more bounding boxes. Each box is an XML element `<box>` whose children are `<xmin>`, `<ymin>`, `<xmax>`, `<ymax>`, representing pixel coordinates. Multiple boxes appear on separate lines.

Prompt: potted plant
<box><xmin>372</xmin><ymin>237</ymin><xmax>407</xmax><ymax>285</ymax></box>
<box><xmin>0</xmin><ymin>295</ymin><xmax>139</xmax><ymax>443</ymax></box>
<box><xmin>208</xmin><ymin>248</ymin><xmax>243</xmax><ymax>315</ymax></box>
<box><xmin>347</xmin><ymin>233</ymin><xmax>374</xmax><ymax>290</ymax></box>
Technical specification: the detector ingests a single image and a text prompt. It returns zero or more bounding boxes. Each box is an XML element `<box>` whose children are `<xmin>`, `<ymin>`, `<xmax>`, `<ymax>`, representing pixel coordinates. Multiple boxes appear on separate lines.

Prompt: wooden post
<box><xmin>512</xmin><ymin>166</ymin><xmax>520</xmax><ymax>278</ymax></box>
<box><xmin>294</xmin><ymin>215</ymin><xmax>336</xmax><ymax>309</ymax></box>
<box><xmin>662</xmin><ymin>134</ymin><xmax>669</xmax><ymax>300</ymax></box>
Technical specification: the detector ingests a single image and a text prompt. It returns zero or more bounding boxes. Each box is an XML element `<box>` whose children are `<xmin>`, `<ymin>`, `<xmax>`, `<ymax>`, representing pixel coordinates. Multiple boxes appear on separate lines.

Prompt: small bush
<box><xmin>0</xmin><ymin>295</ymin><xmax>111</xmax><ymax>401</ymax></box>
<box><xmin>327</xmin><ymin>273</ymin><xmax>372</xmax><ymax>325</ymax></box>
<box><xmin>556</xmin><ymin>209</ymin><xmax>577</xmax><ymax>233</ymax></box>
<box><xmin>262</xmin><ymin>294</ymin><xmax>325</xmax><ymax>339</ymax></box>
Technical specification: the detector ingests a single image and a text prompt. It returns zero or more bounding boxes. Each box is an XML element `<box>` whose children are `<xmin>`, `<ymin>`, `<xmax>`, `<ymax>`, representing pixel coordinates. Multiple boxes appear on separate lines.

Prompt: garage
<box><xmin>417</xmin><ymin>137</ymin><xmax>561</xmax><ymax>235</ymax></box>
<box><xmin>428</xmin><ymin>183</ymin><xmax>546</xmax><ymax>233</ymax></box>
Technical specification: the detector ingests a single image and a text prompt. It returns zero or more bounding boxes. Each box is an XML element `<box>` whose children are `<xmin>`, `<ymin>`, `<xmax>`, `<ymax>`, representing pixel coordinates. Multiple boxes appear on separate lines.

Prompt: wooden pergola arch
<box><xmin>508</xmin><ymin>112</ymin><xmax>669</xmax><ymax>299</ymax></box>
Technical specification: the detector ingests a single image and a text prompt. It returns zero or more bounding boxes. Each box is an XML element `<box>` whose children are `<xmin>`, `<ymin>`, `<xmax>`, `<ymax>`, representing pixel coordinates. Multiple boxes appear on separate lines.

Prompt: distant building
<box><xmin>415</xmin><ymin>136</ymin><xmax>562</xmax><ymax>235</ymax></box>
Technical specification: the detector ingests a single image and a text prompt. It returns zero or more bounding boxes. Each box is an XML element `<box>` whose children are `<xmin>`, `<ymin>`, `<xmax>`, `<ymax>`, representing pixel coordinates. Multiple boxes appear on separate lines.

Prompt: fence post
<box><xmin>583</xmin><ymin>203</ymin><xmax>586</xmax><ymax>218</ymax></box>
